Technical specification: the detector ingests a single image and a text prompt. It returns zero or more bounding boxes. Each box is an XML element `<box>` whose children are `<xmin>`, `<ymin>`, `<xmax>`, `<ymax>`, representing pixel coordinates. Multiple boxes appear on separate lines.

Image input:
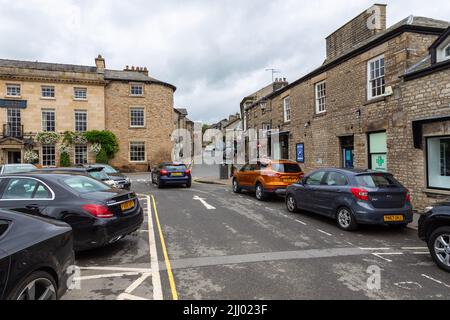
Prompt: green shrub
<box><xmin>84</xmin><ymin>130</ymin><xmax>119</xmax><ymax>160</ymax></box>
<box><xmin>60</xmin><ymin>152</ymin><xmax>71</xmax><ymax>167</ymax></box>
<box><xmin>96</xmin><ymin>148</ymin><xmax>109</xmax><ymax>164</ymax></box>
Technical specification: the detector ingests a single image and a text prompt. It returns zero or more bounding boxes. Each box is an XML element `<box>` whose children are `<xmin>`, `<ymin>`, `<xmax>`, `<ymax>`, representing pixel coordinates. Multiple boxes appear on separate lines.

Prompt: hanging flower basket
<box><xmin>36</xmin><ymin>132</ymin><xmax>60</xmax><ymax>145</ymax></box>
<box><xmin>59</xmin><ymin>143</ymin><xmax>71</xmax><ymax>155</ymax></box>
<box><xmin>24</xmin><ymin>150</ymin><xmax>39</xmax><ymax>164</ymax></box>
<box><xmin>73</xmin><ymin>134</ymin><xmax>88</xmax><ymax>145</ymax></box>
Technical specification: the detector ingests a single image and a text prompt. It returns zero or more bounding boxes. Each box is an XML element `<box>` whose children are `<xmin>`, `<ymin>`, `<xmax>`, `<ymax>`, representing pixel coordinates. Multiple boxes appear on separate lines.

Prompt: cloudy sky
<box><xmin>1</xmin><ymin>0</ymin><xmax>450</xmax><ymax>124</ymax></box>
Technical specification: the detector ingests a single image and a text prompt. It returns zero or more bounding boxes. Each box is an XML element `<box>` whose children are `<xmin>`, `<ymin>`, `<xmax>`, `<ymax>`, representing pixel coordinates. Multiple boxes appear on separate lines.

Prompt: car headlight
<box><xmin>105</xmin><ymin>180</ymin><xmax>115</xmax><ymax>186</ymax></box>
<box><xmin>424</xmin><ymin>206</ymin><xmax>433</xmax><ymax>213</ymax></box>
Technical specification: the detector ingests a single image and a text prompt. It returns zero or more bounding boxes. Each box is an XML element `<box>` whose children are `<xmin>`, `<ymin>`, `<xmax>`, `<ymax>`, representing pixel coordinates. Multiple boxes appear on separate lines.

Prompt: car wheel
<box><xmin>8</xmin><ymin>271</ymin><xmax>58</xmax><ymax>300</ymax></box>
<box><xmin>157</xmin><ymin>179</ymin><xmax>164</xmax><ymax>189</ymax></box>
<box><xmin>151</xmin><ymin>174</ymin><xmax>155</xmax><ymax>184</ymax></box>
<box><xmin>336</xmin><ymin>207</ymin><xmax>358</xmax><ymax>231</ymax></box>
<box><xmin>286</xmin><ymin>194</ymin><xmax>298</xmax><ymax>213</ymax></box>
<box><xmin>428</xmin><ymin>227</ymin><xmax>450</xmax><ymax>273</ymax></box>
<box><xmin>232</xmin><ymin>178</ymin><xmax>241</xmax><ymax>193</ymax></box>
<box><xmin>186</xmin><ymin>180</ymin><xmax>192</xmax><ymax>188</ymax></box>
<box><xmin>255</xmin><ymin>183</ymin><xmax>266</xmax><ymax>201</ymax></box>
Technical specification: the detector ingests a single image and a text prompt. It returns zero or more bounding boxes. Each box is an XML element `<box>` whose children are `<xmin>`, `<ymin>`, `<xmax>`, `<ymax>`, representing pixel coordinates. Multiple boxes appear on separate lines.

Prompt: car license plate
<box><xmin>171</xmin><ymin>172</ymin><xmax>183</xmax><ymax>177</ymax></box>
<box><xmin>121</xmin><ymin>200</ymin><xmax>135</xmax><ymax>211</ymax></box>
<box><xmin>384</xmin><ymin>215</ymin><xmax>404</xmax><ymax>222</ymax></box>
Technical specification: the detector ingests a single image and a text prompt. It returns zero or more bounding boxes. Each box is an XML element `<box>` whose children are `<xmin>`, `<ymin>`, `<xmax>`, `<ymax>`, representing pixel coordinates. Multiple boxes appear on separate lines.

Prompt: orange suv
<box><xmin>232</xmin><ymin>159</ymin><xmax>304</xmax><ymax>201</ymax></box>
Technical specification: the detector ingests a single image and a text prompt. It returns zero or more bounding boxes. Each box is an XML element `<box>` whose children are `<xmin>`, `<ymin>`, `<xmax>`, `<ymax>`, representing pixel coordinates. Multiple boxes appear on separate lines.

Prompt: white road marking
<box><xmin>117</xmin><ymin>293</ymin><xmax>149</xmax><ymax>300</ymax></box>
<box><xmin>317</xmin><ymin>229</ymin><xmax>332</xmax><ymax>236</ymax></box>
<box><xmin>413</xmin><ymin>252</ymin><xmax>430</xmax><ymax>255</ymax></box>
<box><xmin>193</xmin><ymin>195</ymin><xmax>216</xmax><ymax>210</ymax></box>
<box><xmin>371</xmin><ymin>252</ymin><xmax>403</xmax><ymax>262</ymax></box>
<box><xmin>295</xmin><ymin>219</ymin><xmax>307</xmax><ymax>226</ymax></box>
<box><xmin>125</xmin><ymin>273</ymin><xmax>152</xmax><ymax>294</ymax></box>
<box><xmin>265</xmin><ymin>207</ymin><xmax>275</xmax><ymax>211</ymax></box>
<box><xmin>401</xmin><ymin>247</ymin><xmax>428</xmax><ymax>250</ymax></box>
<box><xmin>146</xmin><ymin>195</ymin><xmax>163</xmax><ymax>300</ymax></box>
<box><xmin>79</xmin><ymin>267</ymin><xmax>152</xmax><ymax>273</ymax></box>
<box><xmin>421</xmin><ymin>274</ymin><xmax>450</xmax><ymax>289</ymax></box>
<box><xmin>394</xmin><ymin>282</ymin><xmax>423</xmax><ymax>290</ymax></box>
<box><xmin>76</xmin><ymin>272</ymin><xmax>141</xmax><ymax>281</ymax></box>
<box><xmin>359</xmin><ymin>248</ymin><xmax>391</xmax><ymax>251</ymax></box>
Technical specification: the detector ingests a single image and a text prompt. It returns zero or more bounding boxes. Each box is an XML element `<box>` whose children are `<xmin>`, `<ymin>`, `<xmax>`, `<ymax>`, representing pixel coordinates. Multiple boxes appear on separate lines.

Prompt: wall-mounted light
<box><xmin>304</xmin><ymin>121</ymin><xmax>311</xmax><ymax>128</ymax></box>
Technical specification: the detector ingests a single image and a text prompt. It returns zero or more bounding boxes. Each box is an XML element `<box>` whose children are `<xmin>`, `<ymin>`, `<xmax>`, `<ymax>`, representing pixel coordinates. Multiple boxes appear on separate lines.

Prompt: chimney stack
<box><xmin>124</xmin><ymin>65</ymin><xmax>149</xmax><ymax>76</ymax></box>
<box><xmin>95</xmin><ymin>54</ymin><xmax>105</xmax><ymax>73</ymax></box>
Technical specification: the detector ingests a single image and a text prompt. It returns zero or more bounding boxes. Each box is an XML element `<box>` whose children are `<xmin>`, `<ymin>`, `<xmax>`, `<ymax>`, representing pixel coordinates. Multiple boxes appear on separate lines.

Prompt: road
<box><xmin>64</xmin><ymin>173</ymin><xmax>450</xmax><ymax>300</ymax></box>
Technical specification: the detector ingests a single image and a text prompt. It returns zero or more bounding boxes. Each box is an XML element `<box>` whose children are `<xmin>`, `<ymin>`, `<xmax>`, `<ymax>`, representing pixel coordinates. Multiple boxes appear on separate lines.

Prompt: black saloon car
<box><xmin>36</xmin><ymin>166</ymin><xmax>117</xmax><ymax>188</ymax></box>
<box><xmin>0</xmin><ymin>173</ymin><xmax>143</xmax><ymax>251</ymax></box>
<box><xmin>286</xmin><ymin>168</ymin><xmax>413</xmax><ymax>231</ymax></box>
<box><xmin>0</xmin><ymin>209</ymin><xmax>74</xmax><ymax>300</ymax></box>
<box><xmin>418</xmin><ymin>202</ymin><xmax>450</xmax><ymax>272</ymax></box>
<box><xmin>151</xmin><ymin>163</ymin><xmax>191</xmax><ymax>188</ymax></box>
<box><xmin>84</xmin><ymin>164</ymin><xmax>131</xmax><ymax>190</ymax></box>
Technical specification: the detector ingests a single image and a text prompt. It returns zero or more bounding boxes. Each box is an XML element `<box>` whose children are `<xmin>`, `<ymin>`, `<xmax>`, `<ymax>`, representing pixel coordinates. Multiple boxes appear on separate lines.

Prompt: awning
<box><xmin>412</xmin><ymin>115</ymin><xmax>450</xmax><ymax>149</ymax></box>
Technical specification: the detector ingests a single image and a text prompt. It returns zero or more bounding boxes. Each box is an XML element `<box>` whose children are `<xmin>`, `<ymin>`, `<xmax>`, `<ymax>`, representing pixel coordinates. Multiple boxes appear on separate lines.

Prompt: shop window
<box><xmin>427</xmin><ymin>137</ymin><xmax>450</xmax><ymax>190</ymax></box>
<box><xmin>368</xmin><ymin>131</ymin><xmax>387</xmax><ymax>172</ymax></box>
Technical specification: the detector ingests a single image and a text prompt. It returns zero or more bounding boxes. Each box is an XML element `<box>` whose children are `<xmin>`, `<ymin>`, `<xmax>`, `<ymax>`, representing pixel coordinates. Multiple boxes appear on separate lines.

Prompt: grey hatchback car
<box><xmin>285</xmin><ymin>168</ymin><xmax>413</xmax><ymax>231</ymax></box>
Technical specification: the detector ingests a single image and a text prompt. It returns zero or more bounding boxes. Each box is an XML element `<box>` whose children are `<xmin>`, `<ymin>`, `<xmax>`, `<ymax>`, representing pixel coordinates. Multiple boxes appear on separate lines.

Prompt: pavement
<box><xmin>62</xmin><ymin>173</ymin><xmax>450</xmax><ymax>300</ymax></box>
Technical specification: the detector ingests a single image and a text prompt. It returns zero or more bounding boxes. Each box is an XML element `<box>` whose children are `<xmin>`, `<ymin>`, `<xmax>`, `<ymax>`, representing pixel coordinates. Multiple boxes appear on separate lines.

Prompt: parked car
<box><xmin>418</xmin><ymin>203</ymin><xmax>450</xmax><ymax>272</ymax></box>
<box><xmin>0</xmin><ymin>164</ymin><xmax>37</xmax><ymax>175</ymax></box>
<box><xmin>285</xmin><ymin>168</ymin><xmax>413</xmax><ymax>231</ymax></box>
<box><xmin>232</xmin><ymin>159</ymin><xmax>304</xmax><ymax>201</ymax></box>
<box><xmin>36</xmin><ymin>166</ymin><xmax>118</xmax><ymax>189</ymax></box>
<box><xmin>0</xmin><ymin>173</ymin><xmax>143</xmax><ymax>251</ymax></box>
<box><xmin>151</xmin><ymin>162</ymin><xmax>191</xmax><ymax>188</ymax></box>
<box><xmin>83</xmin><ymin>164</ymin><xmax>131</xmax><ymax>190</ymax></box>
<box><xmin>0</xmin><ymin>209</ymin><xmax>74</xmax><ymax>300</ymax></box>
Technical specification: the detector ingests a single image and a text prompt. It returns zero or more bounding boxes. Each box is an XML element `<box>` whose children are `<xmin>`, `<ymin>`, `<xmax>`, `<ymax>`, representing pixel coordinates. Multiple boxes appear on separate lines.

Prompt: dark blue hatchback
<box><xmin>151</xmin><ymin>163</ymin><xmax>191</xmax><ymax>188</ymax></box>
<box><xmin>286</xmin><ymin>168</ymin><xmax>413</xmax><ymax>231</ymax></box>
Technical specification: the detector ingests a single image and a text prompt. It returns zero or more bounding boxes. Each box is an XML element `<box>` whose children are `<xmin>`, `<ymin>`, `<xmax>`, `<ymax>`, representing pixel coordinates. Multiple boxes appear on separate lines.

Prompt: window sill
<box><xmin>129</xmin><ymin>161</ymin><xmax>147</xmax><ymax>163</ymax></box>
<box><xmin>313</xmin><ymin>112</ymin><xmax>327</xmax><ymax>118</ymax></box>
<box><xmin>364</xmin><ymin>96</ymin><xmax>386</xmax><ymax>106</ymax></box>
<box><xmin>5</xmin><ymin>95</ymin><xmax>22</xmax><ymax>99</ymax></box>
<box><xmin>41</xmin><ymin>97</ymin><xmax>56</xmax><ymax>100</ymax></box>
<box><xmin>129</xmin><ymin>126</ymin><xmax>147</xmax><ymax>129</ymax></box>
<box><xmin>129</xmin><ymin>95</ymin><xmax>145</xmax><ymax>98</ymax></box>
<box><xmin>423</xmin><ymin>188</ymin><xmax>450</xmax><ymax>196</ymax></box>
<box><xmin>73</xmin><ymin>98</ymin><xmax>88</xmax><ymax>102</ymax></box>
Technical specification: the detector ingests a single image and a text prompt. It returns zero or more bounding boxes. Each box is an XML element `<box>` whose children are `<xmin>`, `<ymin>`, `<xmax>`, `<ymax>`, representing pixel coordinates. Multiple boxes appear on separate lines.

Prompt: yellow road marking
<box><xmin>151</xmin><ymin>195</ymin><xmax>179</xmax><ymax>300</ymax></box>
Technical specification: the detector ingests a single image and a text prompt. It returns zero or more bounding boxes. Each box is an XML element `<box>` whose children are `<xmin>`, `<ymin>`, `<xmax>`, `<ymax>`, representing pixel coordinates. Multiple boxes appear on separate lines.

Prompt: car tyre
<box><xmin>8</xmin><ymin>270</ymin><xmax>58</xmax><ymax>300</ymax></box>
<box><xmin>286</xmin><ymin>194</ymin><xmax>299</xmax><ymax>213</ymax></box>
<box><xmin>157</xmin><ymin>179</ymin><xmax>164</xmax><ymax>189</ymax></box>
<box><xmin>336</xmin><ymin>206</ymin><xmax>358</xmax><ymax>231</ymax></box>
<box><xmin>255</xmin><ymin>183</ymin><xmax>267</xmax><ymax>201</ymax></box>
<box><xmin>186</xmin><ymin>180</ymin><xmax>192</xmax><ymax>188</ymax></box>
<box><xmin>232</xmin><ymin>178</ymin><xmax>241</xmax><ymax>193</ymax></box>
<box><xmin>428</xmin><ymin>227</ymin><xmax>450</xmax><ymax>273</ymax></box>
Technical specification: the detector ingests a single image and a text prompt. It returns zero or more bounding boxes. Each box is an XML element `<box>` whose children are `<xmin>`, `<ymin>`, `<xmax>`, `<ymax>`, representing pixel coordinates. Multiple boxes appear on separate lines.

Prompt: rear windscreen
<box><xmin>164</xmin><ymin>165</ymin><xmax>187</xmax><ymax>171</ymax></box>
<box><xmin>356</xmin><ymin>174</ymin><xmax>399</xmax><ymax>188</ymax></box>
<box><xmin>271</xmin><ymin>163</ymin><xmax>301</xmax><ymax>173</ymax></box>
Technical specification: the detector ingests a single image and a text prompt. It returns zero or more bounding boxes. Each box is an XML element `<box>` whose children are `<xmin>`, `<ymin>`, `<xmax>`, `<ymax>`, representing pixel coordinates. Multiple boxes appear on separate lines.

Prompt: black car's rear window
<box><xmin>164</xmin><ymin>165</ymin><xmax>187</xmax><ymax>171</ymax></box>
<box><xmin>271</xmin><ymin>163</ymin><xmax>301</xmax><ymax>173</ymax></box>
<box><xmin>356</xmin><ymin>174</ymin><xmax>399</xmax><ymax>188</ymax></box>
<box><xmin>63</xmin><ymin>176</ymin><xmax>111</xmax><ymax>193</ymax></box>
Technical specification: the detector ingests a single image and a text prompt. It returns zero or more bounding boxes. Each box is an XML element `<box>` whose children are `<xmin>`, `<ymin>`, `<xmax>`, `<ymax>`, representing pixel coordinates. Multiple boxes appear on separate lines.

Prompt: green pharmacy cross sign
<box><xmin>376</xmin><ymin>156</ymin><xmax>385</xmax><ymax>167</ymax></box>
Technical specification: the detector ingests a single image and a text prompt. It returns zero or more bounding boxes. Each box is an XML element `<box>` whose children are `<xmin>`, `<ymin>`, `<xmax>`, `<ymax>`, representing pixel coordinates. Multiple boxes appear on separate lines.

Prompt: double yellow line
<box><xmin>151</xmin><ymin>195</ymin><xmax>179</xmax><ymax>300</ymax></box>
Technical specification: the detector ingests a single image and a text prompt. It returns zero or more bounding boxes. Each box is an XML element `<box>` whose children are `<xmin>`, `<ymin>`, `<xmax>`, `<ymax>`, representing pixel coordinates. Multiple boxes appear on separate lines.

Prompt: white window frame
<box><xmin>129</xmin><ymin>141</ymin><xmax>146</xmax><ymax>162</ymax></box>
<box><xmin>74</xmin><ymin>145</ymin><xmax>88</xmax><ymax>165</ymax></box>
<box><xmin>74</xmin><ymin>110</ymin><xmax>88</xmax><ymax>132</ymax></box>
<box><xmin>42</xmin><ymin>145</ymin><xmax>56</xmax><ymax>167</ymax></box>
<box><xmin>283</xmin><ymin>96</ymin><xmax>291</xmax><ymax>123</ymax></box>
<box><xmin>41</xmin><ymin>109</ymin><xmax>56</xmax><ymax>132</ymax></box>
<box><xmin>6</xmin><ymin>84</ymin><xmax>21</xmax><ymax>97</ymax></box>
<box><xmin>130</xmin><ymin>84</ymin><xmax>144</xmax><ymax>96</ymax></box>
<box><xmin>367</xmin><ymin>55</ymin><xmax>385</xmax><ymax>100</ymax></box>
<box><xmin>315</xmin><ymin>81</ymin><xmax>327</xmax><ymax>114</ymax></box>
<box><xmin>74</xmin><ymin>87</ymin><xmax>87</xmax><ymax>100</ymax></box>
<box><xmin>130</xmin><ymin>107</ymin><xmax>145</xmax><ymax>128</ymax></box>
<box><xmin>41</xmin><ymin>86</ymin><xmax>55</xmax><ymax>99</ymax></box>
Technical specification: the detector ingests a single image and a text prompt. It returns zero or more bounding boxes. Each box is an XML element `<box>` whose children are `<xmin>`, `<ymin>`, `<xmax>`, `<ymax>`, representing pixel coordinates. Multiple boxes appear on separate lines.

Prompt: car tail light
<box><xmin>185</xmin><ymin>170</ymin><xmax>191</xmax><ymax>176</ymax></box>
<box><xmin>160</xmin><ymin>169</ymin><xmax>168</xmax><ymax>176</ymax></box>
<box><xmin>82</xmin><ymin>204</ymin><xmax>113</xmax><ymax>218</ymax></box>
<box><xmin>405</xmin><ymin>192</ymin><xmax>411</xmax><ymax>202</ymax></box>
<box><xmin>351</xmin><ymin>188</ymin><xmax>369</xmax><ymax>201</ymax></box>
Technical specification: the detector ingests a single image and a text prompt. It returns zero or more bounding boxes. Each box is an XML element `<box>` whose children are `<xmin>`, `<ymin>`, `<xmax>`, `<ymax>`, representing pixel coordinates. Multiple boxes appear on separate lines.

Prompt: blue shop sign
<box><xmin>0</xmin><ymin>99</ymin><xmax>27</xmax><ymax>109</ymax></box>
<box><xmin>296</xmin><ymin>143</ymin><xmax>304</xmax><ymax>163</ymax></box>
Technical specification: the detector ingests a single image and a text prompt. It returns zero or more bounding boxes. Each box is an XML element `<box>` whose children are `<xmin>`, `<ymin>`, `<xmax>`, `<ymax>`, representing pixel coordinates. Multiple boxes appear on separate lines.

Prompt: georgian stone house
<box><xmin>0</xmin><ymin>55</ymin><xmax>176</xmax><ymax>171</ymax></box>
<box><xmin>242</xmin><ymin>4</ymin><xmax>450</xmax><ymax>208</ymax></box>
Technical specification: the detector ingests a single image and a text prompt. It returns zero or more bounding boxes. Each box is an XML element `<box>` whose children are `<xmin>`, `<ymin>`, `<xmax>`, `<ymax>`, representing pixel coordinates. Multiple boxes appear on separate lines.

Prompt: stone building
<box><xmin>242</xmin><ymin>4</ymin><xmax>450</xmax><ymax>208</ymax></box>
<box><xmin>0</xmin><ymin>55</ymin><xmax>176</xmax><ymax>171</ymax></box>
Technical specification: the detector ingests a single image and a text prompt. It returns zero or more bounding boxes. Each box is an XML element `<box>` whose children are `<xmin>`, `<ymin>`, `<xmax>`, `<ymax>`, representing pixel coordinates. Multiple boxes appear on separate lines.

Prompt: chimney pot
<box><xmin>95</xmin><ymin>54</ymin><xmax>105</xmax><ymax>74</ymax></box>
